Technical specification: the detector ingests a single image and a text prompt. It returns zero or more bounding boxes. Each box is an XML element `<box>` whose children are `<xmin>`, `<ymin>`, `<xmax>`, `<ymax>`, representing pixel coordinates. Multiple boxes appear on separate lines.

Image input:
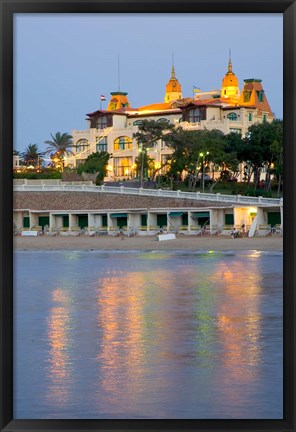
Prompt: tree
<box><xmin>21</xmin><ymin>144</ymin><xmax>44</xmax><ymax>168</ymax></box>
<box><xmin>268</xmin><ymin>119</ymin><xmax>283</xmax><ymax>195</ymax></box>
<box><xmin>222</xmin><ymin>132</ymin><xmax>244</xmax><ymax>180</ymax></box>
<box><xmin>76</xmin><ymin>151</ymin><xmax>110</xmax><ymax>184</ymax></box>
<box><xmin>133</xmin><ymin>119</ymin><xmax>174</xmax><ymax>187</ymax></box>
<box><xmin>44</xmin><ymin>132</ymin><xmax>74</xmax><ymax>171</ymax></box>
<box><xmin>240</xmin><ymin>120</ymin><xmax>283</xmax><ymax>193</ymax></box>
<box><xmin>166</xmin><ymin>128</ymin><xmax>226</xmax><ymax>190</ymax></box>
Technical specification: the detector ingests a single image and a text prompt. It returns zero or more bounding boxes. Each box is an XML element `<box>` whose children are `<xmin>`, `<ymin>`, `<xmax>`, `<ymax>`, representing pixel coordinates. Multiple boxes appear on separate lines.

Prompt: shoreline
<box><xmin>14</xmin><ymin>235</ymin><xmax>283</xmax><ymax>252</ymax></box>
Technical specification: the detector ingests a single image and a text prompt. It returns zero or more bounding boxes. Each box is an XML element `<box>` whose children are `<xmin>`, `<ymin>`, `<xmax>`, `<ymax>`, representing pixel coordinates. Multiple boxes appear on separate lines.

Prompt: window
<box><xmin>96</xmin><ymin>116</ymin><xmax>108</xmax><ymax>129</ymax></box>
<box><xmin>96</xmin><ymin>137</ymin><xmax>107</xmax><ymax>152</ymax></box>
<box><xmin>141</xmin><ymin>214</ymin><xmax>147</xmax><ymax>227</ymax></box>
<box><xmin>157</xmin><ymin>118</ymin><xmax>170</xmax><ymax>124</ymax></box>
<box><xmin>161</xmin><ymin>140</ymin><xmax>168</xmax><ymax>149</ymax></box>
<box><xmin>113</xmin><ymin>157</ymin><xmax>133</xmax><ymax>177</ymax></box>
<box><xmin>76</xmin><ymin>139</ymin><xmax>89</xmax><ymax>153</ymax></box>
<box><xmin>248</xmin><ymin>113</ymin><xmax>253</xmax><ymax>121</ymax></box>
<box><xmin>243</xmin><ymin>91</ymin><xmax>251</xmax><ymax>102</ymax></box>
<box><xmin>189</xmin><ymin>108</ymin><xmax>202</xmax><ymax>123</ymax></box>
<box><xmin>227</xmin><ymin>112</ymin><xmax>238</xmax><ymax>121</ymax></box>
<box><xmin>133</xmin><ymin>120</ymin><xmax>143</xmax><ymax>126</ymax></box>
<box><xmin>256</xmin><ymin>90</ymin><xmax>264</xmax><ymax>102</ymax></box>
<box><xmin>230</xmin><ymin>128</ymin><xmax>242</xmax><ymax>134</ymax></box>
<box><xmin>114</xmin><ymin>136</ymin><xmax>133</xmax><ymax>151</ymax></box>
<box><xmin>76</xmin><ymin>159</ymin><xmax>86</xmax><ymax>167</ymax></box>
<box><xmin>263</xmin><ymin>114</ymin><xmax>267</xmax><ymax>123</ymax></box>
<box><xmin>225</xmin><ymin>214</ymin><xmax>234</xmax><ymax>225</ymax></box>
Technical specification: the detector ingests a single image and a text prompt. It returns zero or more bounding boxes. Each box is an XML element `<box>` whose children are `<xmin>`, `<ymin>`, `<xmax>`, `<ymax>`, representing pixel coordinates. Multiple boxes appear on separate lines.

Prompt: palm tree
<box><xmin>44</xmin><ymin>132</ymin><xmax>74</xmax><ymax>172</ymax></box>
<box><xmin>21</xmin><ymin>144</ymin><xmax>44</xmax><ymax>168</ymax></box>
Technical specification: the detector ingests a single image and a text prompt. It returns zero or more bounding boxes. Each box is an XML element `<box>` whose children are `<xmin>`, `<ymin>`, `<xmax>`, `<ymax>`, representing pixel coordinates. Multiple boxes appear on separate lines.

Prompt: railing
<box><xmin>13</xmin><ymin>184</ymin><xmax>283</xmax><ymax>206</ymax></box>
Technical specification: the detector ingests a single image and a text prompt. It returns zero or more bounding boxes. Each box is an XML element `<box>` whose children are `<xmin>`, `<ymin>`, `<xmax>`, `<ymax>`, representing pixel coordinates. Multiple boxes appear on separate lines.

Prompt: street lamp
<box><xmin>199</xmin><ymin>151</ymin><xmax>209</xmax><ymax>193</ymax></box>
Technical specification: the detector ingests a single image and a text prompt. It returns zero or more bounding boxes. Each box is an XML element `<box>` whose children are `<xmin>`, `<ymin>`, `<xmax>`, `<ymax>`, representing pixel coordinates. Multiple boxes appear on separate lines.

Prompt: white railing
<box><xmin>13</xmin><ymin>184</ymin><xmax>283</xmax><ymax>206</ymax></box>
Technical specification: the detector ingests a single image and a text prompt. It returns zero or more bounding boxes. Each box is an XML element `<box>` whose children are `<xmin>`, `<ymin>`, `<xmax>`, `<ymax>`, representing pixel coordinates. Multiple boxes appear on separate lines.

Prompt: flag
<box><xmin>100</xmin><ymin>95</ymin><xmax>106</xmax><ymax>101</ymax></box>
<box><xmin>193</xmin><ymin>86</ymin><xmax>201</xmax><ymax>93</ymax></box>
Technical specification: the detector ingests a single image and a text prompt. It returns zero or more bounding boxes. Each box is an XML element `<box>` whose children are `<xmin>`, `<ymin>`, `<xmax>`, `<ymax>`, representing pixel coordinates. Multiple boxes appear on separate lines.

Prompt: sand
<box><xmin>14</xmin><ymin>234</ymin><xmax>283</xmax><ymax>251</ymax></box>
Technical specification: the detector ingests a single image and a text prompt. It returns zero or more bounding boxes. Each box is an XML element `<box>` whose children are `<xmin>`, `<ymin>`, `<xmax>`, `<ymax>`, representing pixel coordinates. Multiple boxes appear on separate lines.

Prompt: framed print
<box><xmin>1</xmin><ymin>0</ymin><xmax>295</xmax><ymax>431</ymax></box>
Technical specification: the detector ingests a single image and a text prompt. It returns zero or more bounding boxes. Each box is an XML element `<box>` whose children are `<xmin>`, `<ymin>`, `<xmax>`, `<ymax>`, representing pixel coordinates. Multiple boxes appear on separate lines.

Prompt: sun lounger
<box><xmin>96</xmin><ymin>226</ymin><xmax>108</xmax><ymax>235</ymax></box>
<box><xmin>255</xmin><ymin>224</ymin><xmax>272</xmax><ymax>236</ymax></box>
<box><xmin>189</xmin><ymin>225</ymin><xmax>202</xmax><ymax>235</ymax></box>
<box><xmin>148</xmin><ymin>225</ymin><xmax>160</xmax><ymax>235</ymax></box>
<box><xmin>271</xmin><ymin>224</ymin><xmax>282</xmax><ymax>236</ymax></box>
<box><xmin>109</xmin><ymin>226</ymin><xmax>119</xmax><ymax>236</ymax></box>
<box><xmin>218</xmin><ymin>225</ymin><xmax>234</xmax><ymax>236</ymax></box>
<box><xmin>177</xmin><ymin>225</ymin><xmax>189</xmax><ymax>235</ymax></box>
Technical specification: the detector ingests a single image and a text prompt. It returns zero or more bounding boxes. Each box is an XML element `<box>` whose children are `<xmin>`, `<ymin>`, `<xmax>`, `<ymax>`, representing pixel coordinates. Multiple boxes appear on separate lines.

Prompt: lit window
<box><xmin>114</xmin><ymin>136</ymin><xmax>133</xmax><ymax>151</ymax></box>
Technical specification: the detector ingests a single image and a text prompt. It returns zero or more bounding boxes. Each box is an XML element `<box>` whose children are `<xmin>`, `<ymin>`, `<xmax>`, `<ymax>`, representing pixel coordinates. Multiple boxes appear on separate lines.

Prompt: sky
<box><xmin>14</xmin><ymin>13</ymin><xmax>283</xmax><ymax>153</ymax></box>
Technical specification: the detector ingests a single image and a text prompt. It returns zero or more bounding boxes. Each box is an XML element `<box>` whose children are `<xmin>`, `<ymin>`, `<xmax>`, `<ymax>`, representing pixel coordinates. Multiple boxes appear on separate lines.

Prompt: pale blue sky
<box><xmin>14</xmin><ymin>13</ymin><xmax>283</xmax><ymax>152</ymax></box>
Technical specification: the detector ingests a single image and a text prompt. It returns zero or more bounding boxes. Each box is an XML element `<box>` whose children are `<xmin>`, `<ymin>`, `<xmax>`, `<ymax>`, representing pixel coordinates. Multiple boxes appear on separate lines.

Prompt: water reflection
<box><xmin>14</xmin><ymin>251</ymin><xmax>283</xmax><ymax>419</ymax></box>
<box><xmin>212</xmin><ymin>258</ymin><xmax>263</xmax><ymax>414</ymax></box>
<box><xmin>46</xmin><ymin>288</ymin><xmax>73</xmax><ymax>404</ymax></box>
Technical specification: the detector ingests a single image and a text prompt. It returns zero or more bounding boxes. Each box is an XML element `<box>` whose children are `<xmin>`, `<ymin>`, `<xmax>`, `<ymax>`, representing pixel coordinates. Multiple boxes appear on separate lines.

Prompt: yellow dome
<box><xmin>222</xmin><ymin>60</ymin><xmax>239</xmax><ymax>87</ymax></box>
<box><xmin>222</xmin><ymin>72</ymin><xmax>239</xmax><ymax>87</ymax></box>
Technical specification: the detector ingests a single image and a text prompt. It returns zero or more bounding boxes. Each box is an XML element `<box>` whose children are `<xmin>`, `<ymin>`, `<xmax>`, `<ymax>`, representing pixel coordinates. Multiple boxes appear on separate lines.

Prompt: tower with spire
<box><xmin>164</xmin><ymin>56</ymin><xmax>182</xmax><ymax>103</ymax></box>
<box><xmin>221</xmin><ymin>50</ymin><xmax>240</xmax><ymax>101</ymax></box>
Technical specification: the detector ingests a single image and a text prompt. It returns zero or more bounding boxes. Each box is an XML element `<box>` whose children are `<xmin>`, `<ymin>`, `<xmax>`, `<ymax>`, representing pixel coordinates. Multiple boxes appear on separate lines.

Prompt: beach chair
<box><xmin>137</xmin><ymin>226</ymin><xmax>148</xmax><ymax>236</ymax></box>
<box><xmin>204</xmin><ymin>224</ymin><xmax>219</xmax><ymax>236</ymax></box>
<box><xmin>148</xmin><ymin>225</ymin><xmax>160</xmax><ymax>235</ymax></box>
<box><xmin>69</xmin><ymin>226</ymin><xmax>82</xmax><ymax>236</ymax></box>
<box><xmin>218</xmin><ymin>225</ymin><xmax>234</xmax><ymax>236</ymax></box>
<box><xmin>49</xmin><ymin>226</ymin><xmax>59</xmax><ymax>236</ymax></box>
<box><xmin>96</xmin><ymin>226</ymin><xmax>108</xmax><ymax>235</ymax></box>
<box><xmin>272</xmin><ymin>224</ymin><xmax>282</xmax><ymax>236</ymax></box>
<box><xmin>59</xmin><ymin>226</ymin><xmax>70</xmax><ymax>235</ymax></box>
<box><xmin>177</xmin><ymin>225</ymin><xmax>189</xmax><ymax>235</ymax></box>
<box><xmin>189</xmin><ymin>225</ymin><xmax>202</xmax><ymax>235</ymax></box>
<box><xmin>127</xmin><ymin>226</ymin><xmax>137</xmax><ymax>237</ymax></box>
<box><xmin>84</xmin><ymin>226</ymin><xmax>96</xmax><ymax>236</ymax></box>
<box><xmin>255</xmin><ymin>224</ymin><xmax>272</xmax><ymax>236</ymax></box>
<box><xmin>30</xmin><ymin>226</ymin><xmax>43</xmax><ymax>235</ymax></box>
<box><xmin>109</xmin><ymin>226</ymin><xmax>119</xmax><ymax>236</ymax></box>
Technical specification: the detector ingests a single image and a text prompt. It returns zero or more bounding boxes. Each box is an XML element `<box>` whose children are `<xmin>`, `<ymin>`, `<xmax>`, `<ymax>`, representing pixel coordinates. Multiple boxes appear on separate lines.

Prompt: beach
<box><xmin>14</xmin><ymin>234</ymin><xmax>283</xmax><ymax>251</ymax></box>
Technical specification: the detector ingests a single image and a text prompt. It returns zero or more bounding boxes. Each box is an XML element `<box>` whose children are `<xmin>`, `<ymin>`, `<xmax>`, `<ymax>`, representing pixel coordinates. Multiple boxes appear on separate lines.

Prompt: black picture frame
<box><xmin>1</xmin><ymin>1</ymin><xmax>295</xmax><ymax>431</ymax></box>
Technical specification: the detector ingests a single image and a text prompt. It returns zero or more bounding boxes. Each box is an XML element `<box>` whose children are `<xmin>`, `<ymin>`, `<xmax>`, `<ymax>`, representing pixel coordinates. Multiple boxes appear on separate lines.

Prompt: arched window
<box><xmin>227</xmin><ymin>112</ymin><xmax>238</xmax><ymax>121</ymax></box>
<box><xmin>114</xmin><ymin>136</ymin><xmax>133</xmax><ymax>151</ymax></box>
<box><xmin>157</xmin><ymin>118</ymin><xmax>170</xmax><ymax>124</ymax></box>
<box><xmin>76</xmin><ymin>139</ymin><xmax>89</xmax><ymax>153</ymax></box>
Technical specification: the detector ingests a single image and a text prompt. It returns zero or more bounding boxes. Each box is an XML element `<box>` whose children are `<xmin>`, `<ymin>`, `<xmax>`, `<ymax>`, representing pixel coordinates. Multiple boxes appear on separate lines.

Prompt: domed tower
<box><xmin>221</xmin><ymin>52</ymin><xmax>240</xmax><ymax>101</ymax></box>
<box><xmin>164</xmin><ymin>65</ymin><xmax>182</xmax><ymax>103</ymax></box>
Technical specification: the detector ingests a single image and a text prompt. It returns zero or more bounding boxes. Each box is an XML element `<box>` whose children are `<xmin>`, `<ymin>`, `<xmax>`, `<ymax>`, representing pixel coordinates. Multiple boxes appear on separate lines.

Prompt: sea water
<box><xmin>13</xmin><ymin>250</ymin><xmax>283</xmax><ymax>419</ymax></box>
